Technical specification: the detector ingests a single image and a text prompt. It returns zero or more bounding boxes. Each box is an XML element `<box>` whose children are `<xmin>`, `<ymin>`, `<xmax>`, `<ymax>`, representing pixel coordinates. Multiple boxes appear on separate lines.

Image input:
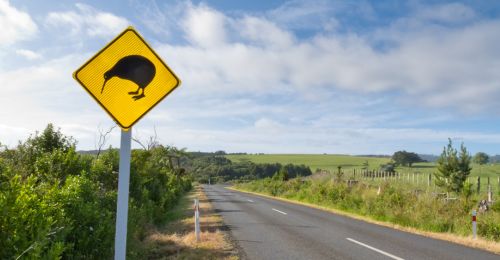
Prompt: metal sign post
<box><xmin>115</xmin><ymin>129</ymin><xmax>132</xmax><ymax>259</ymax></box>
<box><xmin>72</xmin><ymin>26</ymin><xmax>181</xmax><ymax>259</ymax></box>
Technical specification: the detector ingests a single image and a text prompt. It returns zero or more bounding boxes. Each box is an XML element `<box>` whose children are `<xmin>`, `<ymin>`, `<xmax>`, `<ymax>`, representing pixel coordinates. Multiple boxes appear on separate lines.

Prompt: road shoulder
<box><xmin>140</xmin><ymin>185</ymin><xmax>241</xmax><ymax>259</ymax></box>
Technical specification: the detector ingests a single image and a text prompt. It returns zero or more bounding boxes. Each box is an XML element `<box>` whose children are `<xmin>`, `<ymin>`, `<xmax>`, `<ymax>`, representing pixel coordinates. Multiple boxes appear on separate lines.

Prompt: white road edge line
<box><xmin>272</xmin><ymin>208</ymin><xmax>287</xmax><ymax>215</ymax></box>
<box><xmin>247</xmin><ymin>199</ymin><xmax>254</xmax><ymax>202</ymax></box>
<box><xmin>346</xmin><ymin>238</ymin><xmax>404</xmax><ymax>260</ymax></box>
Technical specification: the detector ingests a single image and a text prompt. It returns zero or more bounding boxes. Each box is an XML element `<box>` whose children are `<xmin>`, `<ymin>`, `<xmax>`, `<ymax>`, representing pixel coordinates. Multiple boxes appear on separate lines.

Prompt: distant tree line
<box><xmin>185</xmin><ymin>153</ymin><xmax>312</xmax><ymax>183</ymax></box>
<box><xmin>491</xmin><ymin>155</ymin><xmax>500</xmax><ymax>163</ymax></box>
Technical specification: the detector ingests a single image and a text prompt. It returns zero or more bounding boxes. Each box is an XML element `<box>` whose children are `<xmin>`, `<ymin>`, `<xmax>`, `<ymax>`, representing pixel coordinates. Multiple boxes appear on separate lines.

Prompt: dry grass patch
<box><xmin>143</xmin><ymin>185</ymin><xmax>239</xmax><ymax>259</ymax></box>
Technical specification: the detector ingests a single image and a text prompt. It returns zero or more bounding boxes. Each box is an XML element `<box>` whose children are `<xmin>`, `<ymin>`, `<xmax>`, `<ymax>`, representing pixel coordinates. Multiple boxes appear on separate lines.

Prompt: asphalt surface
<box><xmin>204</xmin><ymin>184</ymin><xmax>499</xmax><ymax>260</ymax></box>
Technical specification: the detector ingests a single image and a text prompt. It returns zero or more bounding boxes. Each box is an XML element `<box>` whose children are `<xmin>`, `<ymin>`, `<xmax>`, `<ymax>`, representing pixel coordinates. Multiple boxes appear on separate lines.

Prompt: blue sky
<box><xmin>1</xmin><ymin>0</ymin><xmax>500</xmax><ymax>155</ymax></box>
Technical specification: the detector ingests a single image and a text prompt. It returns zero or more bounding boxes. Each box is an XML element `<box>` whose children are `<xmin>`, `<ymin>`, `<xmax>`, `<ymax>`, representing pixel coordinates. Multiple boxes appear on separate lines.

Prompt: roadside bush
<box><xmin>490</xmin><ymin>200</ymin><xmax>500</xmax><ymax>212</ymax></box>
<box><xmin>478</xmin><ymin>213</ymin><xmax>500</xmax><ymax>241</ymax></box>
<box><xmin>0</xmin><ymin>124</ymin><xmax>192</xmax><ymax>259</ymax></box>
<box><xmin>0</xmin><ymin>175</ymin><xmax>66</xmax><ymax>259</ymax></box>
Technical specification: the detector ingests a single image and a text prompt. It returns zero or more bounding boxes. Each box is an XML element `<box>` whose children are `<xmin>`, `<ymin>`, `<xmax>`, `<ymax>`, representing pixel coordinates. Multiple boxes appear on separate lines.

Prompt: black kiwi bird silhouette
<box><xmin>101</xmin><ymin>55</ymin><xmax>156</xmax><ymax>101</ymax></box>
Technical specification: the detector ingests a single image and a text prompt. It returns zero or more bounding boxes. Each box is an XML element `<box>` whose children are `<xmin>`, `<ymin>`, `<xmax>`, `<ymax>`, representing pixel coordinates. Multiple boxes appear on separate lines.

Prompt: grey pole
<box><xmin>115</xmin><ymin>129</ymin><xmax>132</xmax><ymax>260</ymax></box>
<box><xmin>472</xmin><ymin>210</ymin><xmax>477</xmax><ymax>239</ymax></box>
<box><xmin>194</xmin><ymin>199</ymin><xmax>200</xmax><ymax>242</ymax></box>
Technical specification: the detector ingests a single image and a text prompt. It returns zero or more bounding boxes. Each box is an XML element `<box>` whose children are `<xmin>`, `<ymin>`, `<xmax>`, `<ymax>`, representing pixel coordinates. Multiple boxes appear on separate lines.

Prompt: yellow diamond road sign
<box><xmin>73</xmin><ymin>27</ymin><xmax>180</xmax><ymax>129</ymax></box>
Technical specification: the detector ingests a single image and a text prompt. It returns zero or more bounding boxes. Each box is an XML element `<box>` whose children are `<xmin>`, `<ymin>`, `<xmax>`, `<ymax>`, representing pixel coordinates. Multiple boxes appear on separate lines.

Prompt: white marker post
<box><xmin>115</xmin><ymin>129</ymin><xmax>132</xmax><ymax>260</ymax></box>
<box><xmin>472</xmin><ymin>210</ymin><xmax>477</xmax><ymax>239</ymax></box>
<box><xmin>194</xmin><ymin>198</ymin><xmax>200</xmax><ymax>242</ymax></box>
<box><xmin>488</xmin><ymin>185</ymin><xmax>492</xmax><ymax>203</ymax></box>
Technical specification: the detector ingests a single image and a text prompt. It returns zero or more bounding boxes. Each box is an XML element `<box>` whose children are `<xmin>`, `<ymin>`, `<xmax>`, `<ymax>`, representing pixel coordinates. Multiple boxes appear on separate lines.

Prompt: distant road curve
<box><xmin>204</xmin><ymin>184</ymin><xmax>498</xmax><ymax>260</ymax></box>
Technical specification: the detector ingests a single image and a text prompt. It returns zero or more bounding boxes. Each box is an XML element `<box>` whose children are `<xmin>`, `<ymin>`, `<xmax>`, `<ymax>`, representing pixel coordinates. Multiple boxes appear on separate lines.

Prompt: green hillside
<box><xmin>226</xmin><ymin>154</ymin><xmax>500</xmax><ymax>178</ymax></box>
<box><xmin>226</xmin><ymin>154</ymin><xmax>390</xmax><ymax>172</ymax></box>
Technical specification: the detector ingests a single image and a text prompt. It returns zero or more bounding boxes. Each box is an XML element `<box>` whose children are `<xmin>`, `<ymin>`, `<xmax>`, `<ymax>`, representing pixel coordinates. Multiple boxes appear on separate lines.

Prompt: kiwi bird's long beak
<box><xmin>101</xmin><ymin>79</ymin><xmax>107</xmax><ymax>94</ymax></box>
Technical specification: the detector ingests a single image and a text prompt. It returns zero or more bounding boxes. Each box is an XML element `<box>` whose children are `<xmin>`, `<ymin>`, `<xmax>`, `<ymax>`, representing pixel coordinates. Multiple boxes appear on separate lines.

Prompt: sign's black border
<box><xmin>73</xmin><ymin>26</ymin><xmax>181</xmax><ymax>130</ymax></box>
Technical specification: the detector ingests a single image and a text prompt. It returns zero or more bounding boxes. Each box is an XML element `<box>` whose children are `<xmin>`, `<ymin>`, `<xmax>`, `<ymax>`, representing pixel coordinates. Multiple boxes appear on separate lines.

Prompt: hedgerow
<box><xmin>0</xmin><ymin>124</ymin><xmax>191</xmax><ymax>259</ymax></box>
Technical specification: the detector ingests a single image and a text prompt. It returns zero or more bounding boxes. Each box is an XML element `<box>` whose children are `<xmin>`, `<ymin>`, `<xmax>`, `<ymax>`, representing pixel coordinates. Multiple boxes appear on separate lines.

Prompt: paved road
<box><xmin>204</xmin><ymin>184</ymin><xmax>498</xmax><ymax>260</ymax></box>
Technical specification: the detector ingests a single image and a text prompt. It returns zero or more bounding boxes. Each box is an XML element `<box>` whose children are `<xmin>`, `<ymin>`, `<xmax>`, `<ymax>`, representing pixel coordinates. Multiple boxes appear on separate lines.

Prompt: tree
<box><xmin>361</xmin><ymin>160</ymin><xmax>369</xmax><ymax>170</ymax></box>
<box><xmin>379</xmin><ymin>162</ymin><xmax>395</xmax><ymax>173</ymax></box>
<box><xmin>335</xmin><ymin>166</ymin><xmax>343</xmax><ymax>182</ymax></box>
<box><xmin>272</xmin><ymin>167</ymin><xmax>289</xmax><ymax>181</ymax></box>
<box><xmin>473</xmin><ymin>152</ymin><xmax>489</xmax><ymax>175</ymax></box>
<box><xmin>132</xmin><ymin>126</ymin><xmax>159</xmax><ymax>151</ymax></box>
<box><xmin>391</xmin><ymin>151</ymin><xmax>423</xmax><ymax>167</ymax></box>
<box><xmin>434</xmin><ymin>139</ymin><xmax>472</xmax><ymax>193</ymax></box>
<box><xmin>95</xmin><ymin>125</ymin><xmax>116</xmax><ymax>159</ymax></box>
<box><xmin>27</xmin><ymin>123</ymin><xmax>75</xmax><ymax>153</ymax></box>
<box><xmin>473</xmin><ymin>152</ymin><xmax>489</xmax><ymax>165</ymax></box>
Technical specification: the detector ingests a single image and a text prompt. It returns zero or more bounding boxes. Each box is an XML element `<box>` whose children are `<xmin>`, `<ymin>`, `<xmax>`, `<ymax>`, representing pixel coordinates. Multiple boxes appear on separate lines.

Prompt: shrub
<box><xmin>478</xmin><ymin>214</ymin><xmax>500</xmax><ymax>241</ymax></box>
<box><xmin>0</xmin><ymin>124</ymin><xmax>193</xmax><ymax>259</ymax></box>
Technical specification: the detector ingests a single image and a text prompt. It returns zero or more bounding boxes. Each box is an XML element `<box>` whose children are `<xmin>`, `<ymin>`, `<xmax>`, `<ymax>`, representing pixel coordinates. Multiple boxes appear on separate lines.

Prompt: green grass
<box><xmin>226</xmin><ymin>154</ymin><xmax>500</xmax><ymax>178</ymax></box>
<box><xmin>163</xmin><ymin>187</ymin><xmax>194</xmax><ymax>223</ymax></box>
<box><xmin>226</xmin><ymin>154</ymin><xmax>390</xmax><ymax>172</ymax></box>
<box><xmin>227</xmin><ymin>154</ymin><xmax>500</xmax><ymax>194</ymax></box>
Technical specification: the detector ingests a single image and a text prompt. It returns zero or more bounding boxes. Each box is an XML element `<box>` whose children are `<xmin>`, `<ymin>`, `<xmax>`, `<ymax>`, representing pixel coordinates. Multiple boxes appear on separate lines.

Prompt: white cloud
<box><xmin>45</xmin><ymin>3</ymin><xmax>129</xmax><ymax>38</ymax></box>
<box><xmin>0</xmin><ymin>52</ymin><xmax>115</xmax><ymax>147</ymax></box>
<box><xmin>254</xmin><ymin>118</ymin><xmax>283</xmax><ymax>134</ymax></box>
<box><xmin>416</xmin><ymin>3</ymin><xmax>476</xmax><ymax>24</ymax></box>
<box><xmin>181</xmin><ymin>3</ymin><xmax>227</xmax><ymax>48</ymax></box>
<box><xmin>237</xmin><ymin>16</ymin><xmax>295</xmax><ymax>48</ymax></box>
<box><xmin>267</xmin><ymin>0</ymin><xmax>339</xmax><ymax>31</ymax></box>
<box><xmin>157</xmin><ymin>2</ymin><xmax>500</xmax><ymax>114</ymax></box>
<box><xmin>131</xmin><ymin>0</ymin><xmax>185</xmax><ymax>38</ymax></box>
<box><xmin>0</xmin><ymin>124</ymin><xmax>31</xmax><ymax>147</ymax></box>
<box><xmin>0</xmin><ymin>0</ymin><xmax>37</xmax><ymax>46</ymax></box>
<box><xmin>2</xmin><ymin>1</ymin><xmax>500</xmax><ymax>155</ymax></box>
<box><xmin>143</xmin><ymin>121</ymin><xmax>500</xmax><ymax>155</ymax></box>
<box><xmin>15</xmin><ymin>49</ymin><xmax>41</xmax><ymax>60</ymax></box>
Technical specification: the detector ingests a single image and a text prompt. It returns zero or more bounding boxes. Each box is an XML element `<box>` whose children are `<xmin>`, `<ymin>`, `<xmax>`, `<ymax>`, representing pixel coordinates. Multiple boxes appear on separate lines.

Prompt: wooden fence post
<box><xmin>488</xmin><ymin>185</ymin><xmax>492</xmax><ymax>203</ymax></box>
<box><xmin>477</xmin><ymin>176</ymin><xmax>481</xmax><ymax>194</ymax></box>
<box><xmin>428</xmin><ymin>174</ymin><xmax>431</xmax><ymax>187</ymax></box>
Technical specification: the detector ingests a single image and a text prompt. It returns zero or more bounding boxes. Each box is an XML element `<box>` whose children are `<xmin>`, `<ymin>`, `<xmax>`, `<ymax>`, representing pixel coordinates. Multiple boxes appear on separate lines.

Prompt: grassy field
<box><xmin>226</xmin><ymin>154</ymin><xmax>500</xmax><ymax>193</ymax></box>
<box><xmin>226</xmin><ymin>154</ymin><xmax>500</xmax><ymax>178</ymax></box>
<box><xmin>226</xmin><ymin>154</ymin><xmax>390</xmax><ymax>172</ymax></box>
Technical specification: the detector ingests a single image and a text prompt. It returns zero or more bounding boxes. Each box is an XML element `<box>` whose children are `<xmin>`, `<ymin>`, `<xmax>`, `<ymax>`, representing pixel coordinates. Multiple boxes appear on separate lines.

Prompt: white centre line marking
<box><xmin>247</xmin><ymin>199</ymin><xmax>254</xmax><ymax>203</ymax></box>
<box><xmin>346</xmin><ymin>238</ymin><xmax>404</xmax><ymax>260</ymax></box>
<box><xmin>272</xmin><ymin>208</ymin><xmax>288</xmax><ymax>215</ymax></box>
